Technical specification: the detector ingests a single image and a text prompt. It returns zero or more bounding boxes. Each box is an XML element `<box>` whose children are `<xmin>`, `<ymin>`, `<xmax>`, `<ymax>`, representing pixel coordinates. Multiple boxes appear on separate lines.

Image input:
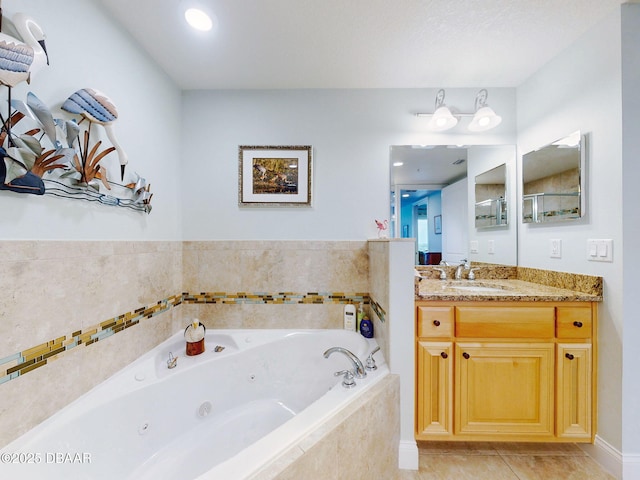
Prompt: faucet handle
<box><xmin>365</xmin><ymin>346</ymin><xmax>381</xmax><ymax>371</ymax></box>
<box><xmin>468</xmin><ymin>268</ymin><xmax>478</xmax><ymax>280</ymax></box>
<box><xmin>434</xmin><ymin>268</ymin><xmax>447</xmax><ymax>280</ymax></box>
<box><xmin>334</xmin><ymin>369</ymin><xmax>356</xmax><ymax>388</ymax></box>
<box><xmin>167</xmin><ymin>352</ymin><xmax>177</xmax><ymax>369</ymax></box>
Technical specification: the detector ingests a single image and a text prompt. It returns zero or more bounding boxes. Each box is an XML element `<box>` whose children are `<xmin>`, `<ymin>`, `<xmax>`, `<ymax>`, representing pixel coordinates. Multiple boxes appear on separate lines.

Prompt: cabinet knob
<box><xmin>462</xmin><ymin>352</ymin><xmax>470</xmax><ymax>359</ymax></box>
<box><xmin>565</xmin><ymin>353</ymin><xmax>575</xmax><ymax>360</ymax></box>
<box><xmin>433</xmin><ymin>320</ymin><xmax>441</xmax><ymax>326</ymax></box>
<box><xmin>573</xmin><ymin>321</ymin><xmax>583</xmax><ymax>328</ymax></box>
<box><xmin>440</xmin><ymin>351</ymin><xmax>448</xmax><ymax>359</ymax></box>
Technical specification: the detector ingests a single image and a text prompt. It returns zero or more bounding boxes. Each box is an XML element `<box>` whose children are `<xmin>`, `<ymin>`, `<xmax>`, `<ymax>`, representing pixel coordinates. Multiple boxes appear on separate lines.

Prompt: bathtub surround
<box><xmin>4</xmin><ymin>329</ymin><xmax>395</xmax><ymax>479</ymax></box>
<box><xmin>254</xmin><ymin>375</ymin><xmax>400</xmax><ymax>480</ymax></box>
<box><xmin>0</xmin><ymin>239</ymin><xmax>389</xmax><ymax>449</ymax></box>
<box><xmin>0</xmin><ymin>240</ymin><xmax>183</xmax><ymax>447</ymax></box>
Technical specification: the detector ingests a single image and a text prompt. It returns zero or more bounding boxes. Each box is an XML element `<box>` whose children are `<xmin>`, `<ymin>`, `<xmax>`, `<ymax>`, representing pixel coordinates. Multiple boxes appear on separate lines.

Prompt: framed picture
<box><xmin>239</xmin><ymin>145</ymin><xmax>312</xmax><ymax>206</ymax></box>
<box><xmin>434</xmin><ymin>215</ymin><xmax>442</xmax><ymax>234</ymax></box>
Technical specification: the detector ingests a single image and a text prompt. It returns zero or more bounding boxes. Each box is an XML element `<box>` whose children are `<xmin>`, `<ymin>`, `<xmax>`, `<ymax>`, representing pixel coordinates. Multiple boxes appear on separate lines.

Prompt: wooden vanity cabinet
<box><xmin>416</xmin><ymin>301</ymin><xmax>597</xmax><ymax>443</ymax></box>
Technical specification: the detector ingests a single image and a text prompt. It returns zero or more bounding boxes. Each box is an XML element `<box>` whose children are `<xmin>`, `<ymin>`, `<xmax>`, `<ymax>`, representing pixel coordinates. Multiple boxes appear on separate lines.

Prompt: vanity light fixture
<box><xmin>425</xmin><ymin>89</ymin><xmax>458</xmax><ymax>132</ymax></box>
<box><xmin>467</xmin><ymin>89</ymin><xmax>502</xmax><ymax>132</ymax></box>
<box><xmin>416</xmin><ymin>89</ymin><xmax>502</xmax><ymax>132</ymax></box>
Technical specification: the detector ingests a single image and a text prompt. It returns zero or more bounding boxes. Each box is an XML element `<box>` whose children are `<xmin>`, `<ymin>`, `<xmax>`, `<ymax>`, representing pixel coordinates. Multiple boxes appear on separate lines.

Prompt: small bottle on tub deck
<box><xmin>343</xmin><ymin>304</ymin><xmax>356</xmax><ymax>331</ymax></box>
<box><xmin>360</xmin><ymin>314</ymin><xmax>373</xmax><ymax>338</ymax></box>
<box><xmin>356</xmin><ymin>302</ymin><xmax>364</xmax><ymax>331</ymax></box>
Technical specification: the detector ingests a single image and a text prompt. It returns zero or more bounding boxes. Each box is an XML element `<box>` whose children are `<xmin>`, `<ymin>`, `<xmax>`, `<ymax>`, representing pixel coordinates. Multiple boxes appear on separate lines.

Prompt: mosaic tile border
<box><xmin>0</xmin><ymin>291</ymin><xmax>385</xmax><ymax>387</ymax></box>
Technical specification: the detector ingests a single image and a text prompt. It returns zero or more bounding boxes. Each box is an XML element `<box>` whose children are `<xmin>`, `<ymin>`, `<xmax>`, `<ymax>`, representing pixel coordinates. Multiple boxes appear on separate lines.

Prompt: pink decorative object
<box><xmin>375</xmin><ymin>219</ymin><xmax>388</xmax><ymax>238</ymax></box>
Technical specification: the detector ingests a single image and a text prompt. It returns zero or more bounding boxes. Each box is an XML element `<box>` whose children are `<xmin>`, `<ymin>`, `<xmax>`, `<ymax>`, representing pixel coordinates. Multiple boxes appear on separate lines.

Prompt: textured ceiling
<box><xmin>98</xmin><ymin>0</ymin><xmax>624</xmax><ymax>90</ymax></box>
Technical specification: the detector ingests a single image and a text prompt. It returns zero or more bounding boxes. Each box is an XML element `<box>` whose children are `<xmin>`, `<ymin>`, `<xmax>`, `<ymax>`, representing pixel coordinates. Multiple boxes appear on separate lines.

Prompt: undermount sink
<box><xmin>442</xmin><ymin>281</ymin><xmax>509</xmax><ymax>293</ymax></box>
<box><xmin>450</xmin><ymin>285</ymin><xmax>507</xmax><ymax>293</ymax></box>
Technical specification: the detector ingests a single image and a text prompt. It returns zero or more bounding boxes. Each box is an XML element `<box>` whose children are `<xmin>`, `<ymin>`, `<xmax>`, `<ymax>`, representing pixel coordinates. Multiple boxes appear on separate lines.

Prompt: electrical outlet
<box><xmin>487</xmin><ymin>240</ymin><xmax>495</xmax><ymax>254</ymax></box>
<box><xmin>470</xmin><ymin>241</ymin><xmax>479</xmax><ymax>254</ymax></box>
<box><xmin>550</xmin><ymin>239</ymin><xmax>562</xmax><ymax>258</ymax></box>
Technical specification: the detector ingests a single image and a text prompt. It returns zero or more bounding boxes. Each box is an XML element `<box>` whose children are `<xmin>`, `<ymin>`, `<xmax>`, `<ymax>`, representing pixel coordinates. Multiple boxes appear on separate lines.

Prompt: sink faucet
<box><xmin>323</xmin><ymin>347</ymin><xmax>367</xmax><ymax>378</ymax></box>
<box><xmin>455</xmin><ymin>259</ymin><xmax>469</xmax><ymax>280</ymax></box>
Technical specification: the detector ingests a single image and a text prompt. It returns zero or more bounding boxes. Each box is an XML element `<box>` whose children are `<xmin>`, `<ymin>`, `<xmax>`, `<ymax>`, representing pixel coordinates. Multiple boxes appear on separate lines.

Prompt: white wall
<box><xmin>180</xmin><ymin>88</ymin><xmax>516</xmax><ymax>240</ymax></box>
<box><xmin>621</xmin><ymin>4</ymin><xmax>640</xmax><ymax>477</ymax></box>
<box><xmin>0</xmin><ymin>0</ymin><xmax>182</xmax><ymax>240</ymax></box>
<box><xmin>517</xmin><ymin>5</ymin><xmax>625</xmax><ymax>460</ymax></box>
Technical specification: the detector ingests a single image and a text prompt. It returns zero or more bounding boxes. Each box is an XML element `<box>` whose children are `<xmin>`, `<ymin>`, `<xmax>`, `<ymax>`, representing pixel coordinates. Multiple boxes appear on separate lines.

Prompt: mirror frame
<box><xmin>522</xmin><ymin>131</ymin><xmax>586</xmax><ymax>224</ymax></box>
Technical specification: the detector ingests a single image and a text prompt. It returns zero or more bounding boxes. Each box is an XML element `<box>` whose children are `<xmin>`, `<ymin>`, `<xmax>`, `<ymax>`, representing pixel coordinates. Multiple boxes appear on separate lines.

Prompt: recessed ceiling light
<box><xmin>185</xmin><ymin>7</ymin><xmax>213</xmax><ymax>31</ymax></box>
<box><xmin>393</xmin><ymin>161</ymin><xmax>404</xmax><ymax>167</ymax></box>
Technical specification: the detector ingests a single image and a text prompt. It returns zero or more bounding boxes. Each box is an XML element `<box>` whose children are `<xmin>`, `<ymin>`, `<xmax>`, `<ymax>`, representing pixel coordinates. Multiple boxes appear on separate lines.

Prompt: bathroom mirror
<box><xmin>474</xmin><ymin>163</ymin><xmax>507</xmax><ymax>228</ymax></box>
<box><xmin>522</xmin><ymin>131</ymin><xmax>585</xmax><ymax>224</ymax></box>
<box><xmin>390</xmin><ymin>145</ymin><xmax>517</xmax><ymax>266</ymax></box>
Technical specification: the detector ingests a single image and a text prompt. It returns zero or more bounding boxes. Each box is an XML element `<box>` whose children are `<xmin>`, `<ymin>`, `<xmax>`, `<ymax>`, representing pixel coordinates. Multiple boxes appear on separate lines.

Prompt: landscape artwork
<box><xmin>239</xmin><ymin>146</ymin><xmax>312</xmax><ymax>206</ymax></box>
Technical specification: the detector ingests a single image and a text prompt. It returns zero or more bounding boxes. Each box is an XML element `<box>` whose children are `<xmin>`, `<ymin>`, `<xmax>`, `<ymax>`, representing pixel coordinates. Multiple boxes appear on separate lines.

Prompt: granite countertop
<box><xmin>415</xmin><ymin>278</ymin><xmax>603</xmax><ymax>302</ymax></box>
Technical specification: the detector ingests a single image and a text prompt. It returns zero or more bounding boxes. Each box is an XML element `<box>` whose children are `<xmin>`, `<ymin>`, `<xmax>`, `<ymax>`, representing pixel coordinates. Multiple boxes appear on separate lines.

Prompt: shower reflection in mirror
<box><xmin>522</xmin><ymin>131</ymin><xmax>585</xmax><ymax>224</ymax></box>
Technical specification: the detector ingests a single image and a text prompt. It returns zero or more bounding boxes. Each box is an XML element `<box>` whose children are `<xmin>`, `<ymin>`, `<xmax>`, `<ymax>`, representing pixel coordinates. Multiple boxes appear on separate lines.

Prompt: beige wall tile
<box><xmin>0</xmin><ymin>239</ymin><xmax>379</xmax><ymax>453</ymax></box>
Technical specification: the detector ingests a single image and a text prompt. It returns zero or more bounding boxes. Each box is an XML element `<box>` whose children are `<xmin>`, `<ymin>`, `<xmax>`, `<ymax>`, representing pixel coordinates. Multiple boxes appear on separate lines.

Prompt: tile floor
<box><xmin>397</xmin><ymin>442</ymin><xmax>616</xmax><ymax>480</ymax></box>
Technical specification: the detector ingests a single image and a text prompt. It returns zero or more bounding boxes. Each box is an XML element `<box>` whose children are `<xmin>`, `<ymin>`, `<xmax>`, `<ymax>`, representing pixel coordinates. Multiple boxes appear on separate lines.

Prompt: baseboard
<box><xmin>398</xmin><ymin>440</ymin><xmax>419</xmax><ymax>470</ymax></box>
<box><xmin>579</xmin><ymin>435</ymin><xmax>622</xmax><ymax>479</ymax></box>
<box><xmin>623</xmin><ymin>453</ymin><xmax>640</xmax><ymax>480</ymax></box>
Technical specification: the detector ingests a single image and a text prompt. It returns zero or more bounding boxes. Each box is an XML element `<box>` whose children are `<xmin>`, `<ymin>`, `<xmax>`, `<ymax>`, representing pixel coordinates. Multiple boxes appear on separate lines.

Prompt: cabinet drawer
<box><xmin>418</xmin><ymin>306</ymin><xmax>454</xmax><ymax>337</ymax></box>
<box><xmin>455</xmin><ymin>306</ymin><xmax>555</xmax><ymax>338</ymax></box>
<box><xmin>557</xmin><ymin>306</ymin><xmax>592</xmax><ymax>338</ymax></box>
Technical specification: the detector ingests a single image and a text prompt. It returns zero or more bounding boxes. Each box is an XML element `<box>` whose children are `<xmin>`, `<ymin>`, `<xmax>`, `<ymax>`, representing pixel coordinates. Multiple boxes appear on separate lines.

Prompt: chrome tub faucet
<box><xmin>323</xmin><ymin>346</ymin><xmax>367</xmax><ymax>379</ymax></box>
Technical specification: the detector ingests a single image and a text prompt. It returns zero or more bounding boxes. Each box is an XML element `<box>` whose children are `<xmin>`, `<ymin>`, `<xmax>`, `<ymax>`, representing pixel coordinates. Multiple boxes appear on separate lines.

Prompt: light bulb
<box><xmin>185</xmin><ymin>8</ymin><xmax>213</xmax><ymax>31</ymax></box>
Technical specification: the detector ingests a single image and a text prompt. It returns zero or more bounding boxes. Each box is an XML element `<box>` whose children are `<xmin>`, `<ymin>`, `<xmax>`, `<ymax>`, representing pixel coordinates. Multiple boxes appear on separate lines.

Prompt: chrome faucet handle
<box><xmin>167</xmin><ymin>352</ymin><xmax>177</xmax><ymax>369</ymax></box>
<box><xmin>468</xmin><ymin>268</ymin><xmax>478</xmax><ymax>281</ymax></box>
<box><xmin>365</xmin><ymin>346</ymin><xmax>381</xmax><ymax>371</ymax></box>
<box><xmin>434</xmin><ymin>268</ymin><xmax>447</xmax><ymax>280</ymax></box>
<box><xmin>334</xmin><ymin>369</ymin><xmax>356</xmax><ymax>388</ymax></box>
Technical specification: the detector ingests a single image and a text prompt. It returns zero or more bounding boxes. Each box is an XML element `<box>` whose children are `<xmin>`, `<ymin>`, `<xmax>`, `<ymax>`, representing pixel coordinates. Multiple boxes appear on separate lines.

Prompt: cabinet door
<box><xmin>455</xmin><ymin>342</ymin><xmax>554</xmax><ymax>436</ymax></box>
<box><xmin>557</xmin><ymin>343</ymin><xmax>592</xmax><ymax>439</ymax></box>
<box><xmin>416</xmin><ymin>341</ymin><xmax>453</xmax><ymax>438</ymax></box>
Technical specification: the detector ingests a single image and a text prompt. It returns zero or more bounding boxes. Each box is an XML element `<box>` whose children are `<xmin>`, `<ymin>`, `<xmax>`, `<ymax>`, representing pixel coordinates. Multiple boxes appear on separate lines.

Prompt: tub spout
<box><xmin>323</xmin><ymin>347</ymin><xmax>366</xmax><ymax>379</ymax></box>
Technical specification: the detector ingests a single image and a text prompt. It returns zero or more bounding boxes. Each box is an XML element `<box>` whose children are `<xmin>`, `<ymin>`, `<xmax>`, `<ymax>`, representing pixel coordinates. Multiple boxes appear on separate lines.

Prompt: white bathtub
<box><xmin>2</xmin><ymin>329</ymin><xmax>388</xmax><ymax>480</ymax></box>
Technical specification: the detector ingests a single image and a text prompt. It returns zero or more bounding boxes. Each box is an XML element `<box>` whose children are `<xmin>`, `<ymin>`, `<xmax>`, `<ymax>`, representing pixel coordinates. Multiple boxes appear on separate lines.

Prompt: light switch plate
<box><xmin>550</xmin><ymin>239</ymin><xmax>562</xmax><ymax>258</ymax></box>
<box><xmin>587</xmin><ymin>239</ymin><xmax>613</xmax><ymax>262</ymax></box>
<box><xmin>470</xmin><ymin>240</ymin><xmax>479</xmax><ymax>254</ymax></box>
